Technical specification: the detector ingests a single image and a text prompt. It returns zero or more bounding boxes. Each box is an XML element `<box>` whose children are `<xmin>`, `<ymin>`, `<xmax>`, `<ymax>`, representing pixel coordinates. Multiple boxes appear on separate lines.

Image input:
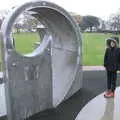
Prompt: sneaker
<box><xmin>104</xmin><ymin>90</ymin><xmax>111</xmax><ymax>97</ymax></box>
<box><xmin>104</xmin><ymin>91</ymin><xmax>114</xmax><ymax>98</ymax></box>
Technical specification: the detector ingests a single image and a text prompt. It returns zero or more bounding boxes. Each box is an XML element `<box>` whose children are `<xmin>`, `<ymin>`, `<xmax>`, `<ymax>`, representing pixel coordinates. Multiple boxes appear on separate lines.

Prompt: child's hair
<box><xmin>106</xmin><ymin>36</ymin><xmax>119</xmax><ymax>48</ymax></box>
<box><xmin>110</xmin><ymin>36</ymin><xmax>119</xmax><ymax>44</ymax></box>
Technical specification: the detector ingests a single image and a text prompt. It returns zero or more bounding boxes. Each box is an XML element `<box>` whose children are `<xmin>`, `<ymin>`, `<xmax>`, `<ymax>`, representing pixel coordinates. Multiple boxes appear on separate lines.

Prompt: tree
<box><xmin>0</xmin><ymin>10</ymin><xmax>10</xmax><ymax>29</ymax></box>
<box><xmin>22</xmin><ymin>12</ymin><xmax>38</xmax><ymax>32</ymax></box>
<box><xmin>80</xmin><ymin>15</ymin><xmax>100</xmax><ymax>32</ymax></box>
<box><xmin>97</xmin><ymin>19</ymin><xmax>108</xmax><ymax>32</ymax></box>
<box><xmin>0</xmin><ymin>19</ymin><xmax>3</xmax><ymax>29</ymax></box>
<box><xmin>14</xmin><ymin>23</ymin><xmax>22</xmax><ymax>33</ymax></box>
<box><xmin>108</xmin><ymin>13</ymin><xmax>120</xmax><ymax>31</ymax></box>
<box><xmin>12</xmin><ymin>12</ymin><xmax>39</xmax><ymax>33</ymax></box>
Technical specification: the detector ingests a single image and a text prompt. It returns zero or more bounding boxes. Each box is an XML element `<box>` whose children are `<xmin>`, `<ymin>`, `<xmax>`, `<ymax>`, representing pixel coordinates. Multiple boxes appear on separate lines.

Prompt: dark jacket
<box><xmin>104</xmin><ymin>47</ymin><xmax>120</xmax><ymax>71</ymax></box>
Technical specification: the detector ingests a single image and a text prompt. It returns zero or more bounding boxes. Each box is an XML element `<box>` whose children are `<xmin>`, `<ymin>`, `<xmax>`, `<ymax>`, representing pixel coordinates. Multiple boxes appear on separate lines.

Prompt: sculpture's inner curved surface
<box><xmin>25</xmin><ymin>6</ymin><xmax>81</xmax><ymax>107</ymax></box>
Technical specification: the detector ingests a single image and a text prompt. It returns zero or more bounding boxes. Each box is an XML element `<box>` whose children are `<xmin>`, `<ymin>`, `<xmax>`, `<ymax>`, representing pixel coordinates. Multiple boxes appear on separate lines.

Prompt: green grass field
<box><xmin>0</xmin><ymin>32</ymin><xmax>120</xmax><ymax>71</ymax></box>
<box><xmin>83</xmin><ymin>33</ymin><xmax>118</xmax><ymax>65</ymax></box>
<box><xmin>13</xmin><ymin>32</ymin><xmax>39</xmax><ymax>54</ymax></box>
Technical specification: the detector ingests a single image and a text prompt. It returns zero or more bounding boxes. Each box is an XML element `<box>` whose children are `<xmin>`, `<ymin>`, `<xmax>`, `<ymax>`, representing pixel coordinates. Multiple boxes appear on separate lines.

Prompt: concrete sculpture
<box><xmin>0</xmin><ymin>0</ymin><xmax>82</xmax><ymax>119</ymax></box>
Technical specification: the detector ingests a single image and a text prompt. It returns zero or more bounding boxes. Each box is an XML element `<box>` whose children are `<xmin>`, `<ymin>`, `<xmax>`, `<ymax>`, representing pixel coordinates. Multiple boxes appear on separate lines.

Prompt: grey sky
<box><xmin>0</xmin><ymin>0</ymin><xmax>120</xmax><ymax>20</ymax></box>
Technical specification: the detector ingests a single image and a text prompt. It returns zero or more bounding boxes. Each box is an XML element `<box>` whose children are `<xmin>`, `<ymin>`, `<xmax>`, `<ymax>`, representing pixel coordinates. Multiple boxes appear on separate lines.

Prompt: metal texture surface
<box><xmin>0</xmin><ymin>84</ymin><xmax>6</xmax><ymax>117</ymax></box>
<box><xmin>0</xmin><ymin>0</ymin><xmax>82</xmax><ymax>120</ymax></box>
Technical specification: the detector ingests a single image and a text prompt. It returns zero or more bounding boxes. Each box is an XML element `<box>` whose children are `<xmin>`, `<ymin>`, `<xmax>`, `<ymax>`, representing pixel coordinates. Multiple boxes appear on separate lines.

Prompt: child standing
<box><xmin>104</xmin><ymin>37</ymin><xmax>120</xmax><ymax>98</ymax></box>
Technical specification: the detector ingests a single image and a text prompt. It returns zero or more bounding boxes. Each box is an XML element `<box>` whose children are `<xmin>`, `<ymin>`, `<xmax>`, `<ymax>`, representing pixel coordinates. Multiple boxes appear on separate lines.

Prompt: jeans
<box><xmin>107</xmin><ymin>70</ymin><xmax>117</xmax><ymax>92</ymax></box>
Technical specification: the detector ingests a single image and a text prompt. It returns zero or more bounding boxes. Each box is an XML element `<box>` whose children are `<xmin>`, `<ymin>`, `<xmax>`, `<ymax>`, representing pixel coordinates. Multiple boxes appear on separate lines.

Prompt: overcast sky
<box><xmin>0</xmin><ymin>0</ymin><xmax>120</xmax><ymax>20</ymax></box>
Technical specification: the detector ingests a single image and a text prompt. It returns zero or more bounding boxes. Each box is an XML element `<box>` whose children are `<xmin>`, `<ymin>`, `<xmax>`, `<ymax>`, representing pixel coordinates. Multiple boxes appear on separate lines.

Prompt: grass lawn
<box><xmin>13</xmin><ymin>32</ymin><xmax>39</xmax><ymax>54</ymax></box>
<box><xmin>0</xmin><ymin>32</ymin><xmax>120</xmax><ymax>71</ymax></box>
<box><xmin>83</xmin><ymin>33</ymin><xmax>119</xmax><ymax>65</ymax></box>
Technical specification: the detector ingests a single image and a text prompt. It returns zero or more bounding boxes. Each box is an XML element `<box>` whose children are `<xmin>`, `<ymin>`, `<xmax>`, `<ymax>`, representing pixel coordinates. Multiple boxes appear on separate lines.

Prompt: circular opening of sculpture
<box><xmin>11</xmin><ymin>10</ymin><xmax>49</xmax><ymax>57</ymax></box>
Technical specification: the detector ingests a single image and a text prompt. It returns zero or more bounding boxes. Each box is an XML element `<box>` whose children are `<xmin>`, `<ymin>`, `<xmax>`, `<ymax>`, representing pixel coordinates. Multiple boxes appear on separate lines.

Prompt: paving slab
<box><xmin>75</xmin><ymin>87</ymin><xmax>120</xmax><ymax>120</ymax></box>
